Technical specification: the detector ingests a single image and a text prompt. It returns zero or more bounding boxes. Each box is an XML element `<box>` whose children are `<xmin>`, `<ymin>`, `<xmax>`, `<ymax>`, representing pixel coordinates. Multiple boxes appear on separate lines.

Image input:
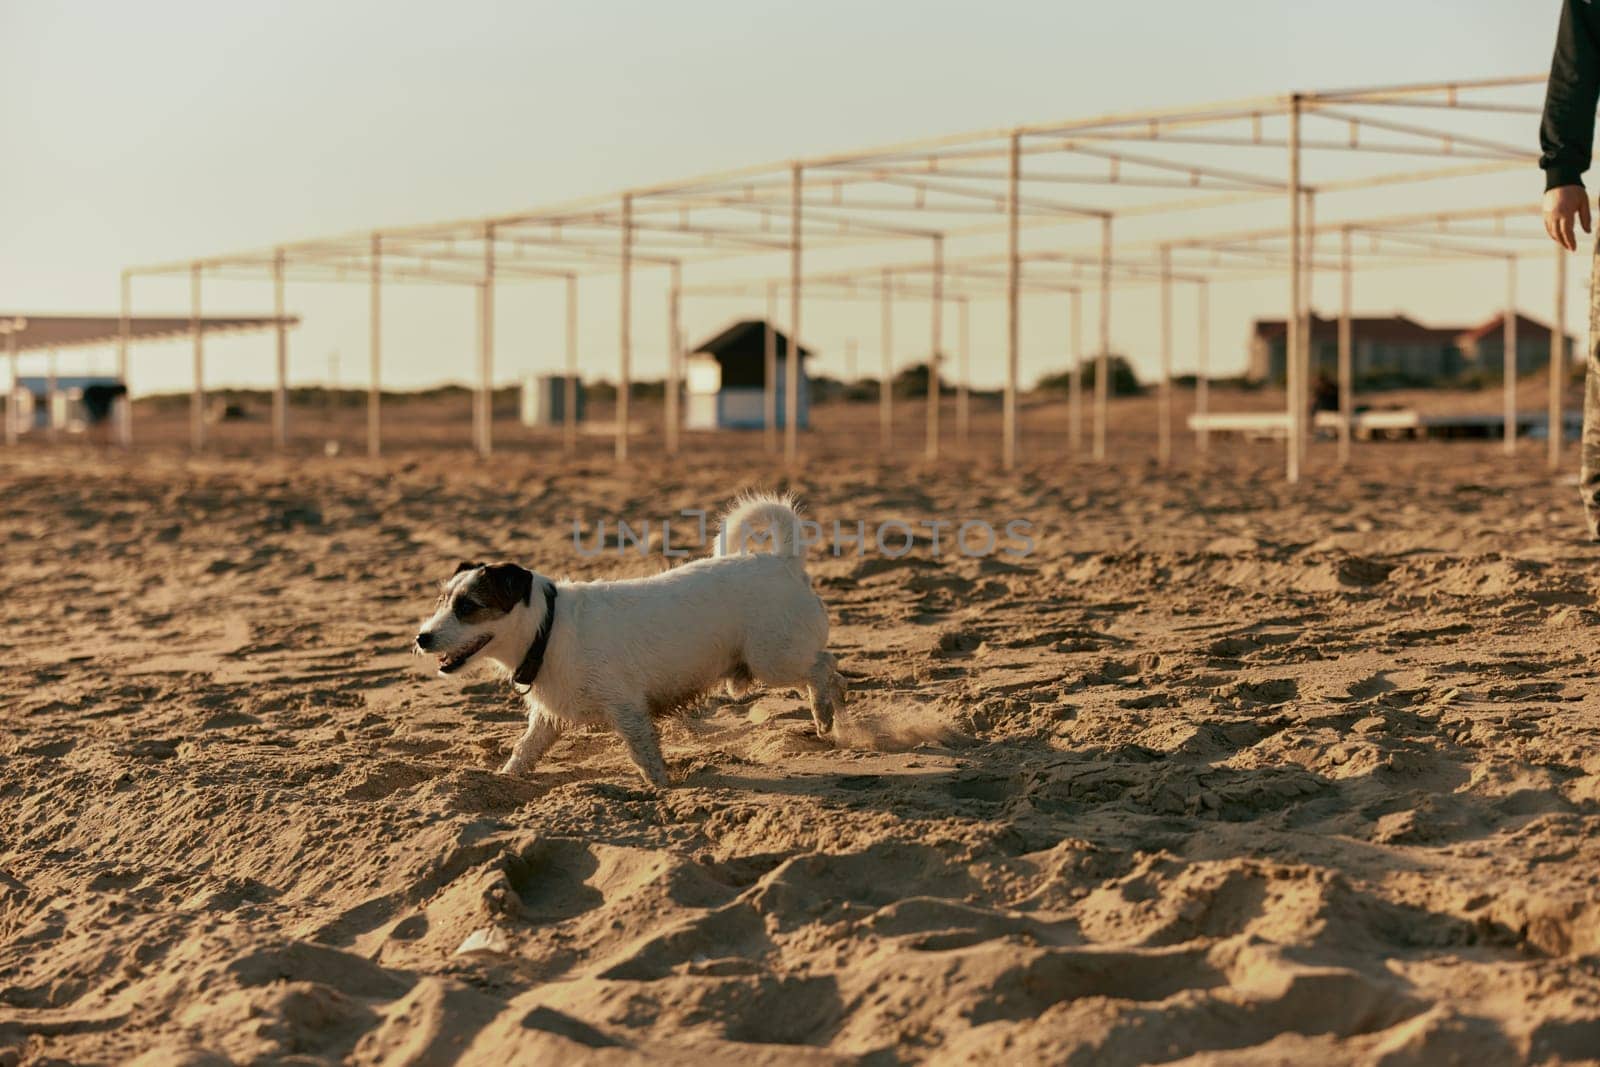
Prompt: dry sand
<box><xmin>4</xmin><ymin>396</ymin><xmax>1600</xmax><ymax>1065</ymax></box>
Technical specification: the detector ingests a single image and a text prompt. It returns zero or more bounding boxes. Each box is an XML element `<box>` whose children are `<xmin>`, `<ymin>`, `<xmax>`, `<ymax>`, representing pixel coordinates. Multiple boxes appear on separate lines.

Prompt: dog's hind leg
<box><xmin>502</xmin><ymin>709</ymin><xmax>563</xmax><ymax>776</ymax></box>
<box><xmin>805</xmin><ymin>650</ymin><xmax>846</xmax><ymax>738</ymax></box>
<box><xmin>609</xmin><ymin>703</ymin><xmax>670</xmax><ymax>788</ymax></box>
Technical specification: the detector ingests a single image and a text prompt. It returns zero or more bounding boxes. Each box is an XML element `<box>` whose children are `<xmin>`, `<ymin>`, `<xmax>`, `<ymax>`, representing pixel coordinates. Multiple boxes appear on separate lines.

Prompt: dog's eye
<box><xmin>454</xmin><ymin>599</ymin><xmax>481</xmax><ymax>617</ymax></box>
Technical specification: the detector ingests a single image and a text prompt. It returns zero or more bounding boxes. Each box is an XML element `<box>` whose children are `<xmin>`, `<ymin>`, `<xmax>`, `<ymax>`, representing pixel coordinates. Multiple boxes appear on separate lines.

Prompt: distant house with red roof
<box><xmin>1248</xmin><ymin>311</ymin><xmax>1574</xmax><ymax>386</ymax></box>
<box><xmin>1453</xmin><ymin>313</ymin><xmax>1575</xmax><ymax>379</ymax></box>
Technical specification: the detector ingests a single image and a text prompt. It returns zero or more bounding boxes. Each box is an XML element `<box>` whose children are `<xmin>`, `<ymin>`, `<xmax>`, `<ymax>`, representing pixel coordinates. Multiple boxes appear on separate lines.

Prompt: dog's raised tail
<box><xmin>715</xmin><ymin>492</ymin><xmax>806</xmax><ymax>560</ymax></box>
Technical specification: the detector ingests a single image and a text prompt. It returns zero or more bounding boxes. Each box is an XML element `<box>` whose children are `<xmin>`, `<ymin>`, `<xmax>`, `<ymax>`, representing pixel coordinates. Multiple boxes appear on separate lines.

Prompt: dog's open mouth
<box><xmin>436</xmin><ymin>634</ymin><xmax>491</xmax><ymax>675</ymax></box>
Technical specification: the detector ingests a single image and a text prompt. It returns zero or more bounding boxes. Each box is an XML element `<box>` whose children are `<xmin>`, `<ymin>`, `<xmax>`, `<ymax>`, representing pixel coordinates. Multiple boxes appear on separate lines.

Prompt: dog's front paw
<box><xmin>499</xmin><ymin>758</ymin><xmax>528</xmax><ymax>776</ymax></box>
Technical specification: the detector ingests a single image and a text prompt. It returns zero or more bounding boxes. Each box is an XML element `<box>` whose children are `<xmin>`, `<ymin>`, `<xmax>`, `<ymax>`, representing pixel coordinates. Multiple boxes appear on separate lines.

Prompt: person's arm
<box><xmin>1542</xmin><ymin>0</ymin><xmax>1600</xmax><ymax>249</ymax></box>
<box><xmin>1543</xmin><ymin>0</ymin><xmax>1600</xmax><ymax>189</ymax></box>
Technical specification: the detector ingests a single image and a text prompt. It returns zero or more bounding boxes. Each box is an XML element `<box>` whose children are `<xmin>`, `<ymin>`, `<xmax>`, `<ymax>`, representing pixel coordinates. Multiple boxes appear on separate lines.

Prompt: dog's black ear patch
<box><xmin>480</xmin><ymin>563</ymin><xmax>534</xmax><ymax>611</ymax></box>
<box><xmin>453</xmin><ymin>560</ymin><xmax>485</xmax><ymax>577</ymax></box>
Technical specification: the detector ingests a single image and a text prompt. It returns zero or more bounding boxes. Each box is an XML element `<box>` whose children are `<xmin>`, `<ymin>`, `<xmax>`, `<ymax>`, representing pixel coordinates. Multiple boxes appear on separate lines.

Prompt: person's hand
<box><xmin>1544</xmin><ymin>185</ymin><xmax>1592</xmax><ymax>251</ymax></box>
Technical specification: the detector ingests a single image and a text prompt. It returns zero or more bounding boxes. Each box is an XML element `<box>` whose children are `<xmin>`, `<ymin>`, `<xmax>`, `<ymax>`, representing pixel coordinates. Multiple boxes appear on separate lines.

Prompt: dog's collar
<box><xmin>511</xmin><ymin>583</ymin><xmax>558</xmax><ymax>693</ymax></box>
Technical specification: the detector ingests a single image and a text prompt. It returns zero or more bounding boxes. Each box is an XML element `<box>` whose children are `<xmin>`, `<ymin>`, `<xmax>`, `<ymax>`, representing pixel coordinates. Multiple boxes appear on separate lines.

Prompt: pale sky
<box><xmin>0</xmin><ymin>1</ymin><xmax>1577</xmax><ymax>395</ymax></box>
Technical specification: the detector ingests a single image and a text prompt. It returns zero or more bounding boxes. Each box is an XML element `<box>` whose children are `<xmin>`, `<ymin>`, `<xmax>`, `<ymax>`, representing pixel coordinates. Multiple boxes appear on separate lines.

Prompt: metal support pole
<box><xmin>47</xmin><ymin>350</ymin><xmax>58</xmax><ymax>442</ymax></box>
<box><xmin>880</xmin><ymin>270</ymin><xmax>894</xmax><ymax>453</ymax></box>
<box><xmin>477</xmin><ymin>224</ymin><xmax>496</xmax><ymax>457</ymax></box>
<box><xmin>786</xmin><ymin>164</ymin><xmax>802</xmax><ymax>465</ymax></box>
<box><xmin>273</xmin><ymin>250</ymin><xmax>288</xmax><ymax>451</ymax></box>
<box><xmin>666</xmin><ymin>262</ymin><xmax>681</xmax><ymax>455</ymax></box>
<box><xmin>1301</xmin><ymin>190</ymin><xmax>1316</xmax><ymax>470</ymax></box>
<box><xmin>1096</xmin><ymin>215</ymin><xmax>1112</xmax><ymax>463</ymax></box>
<box><xmin>957</xmin><ymin>296</ymin><xmax>971</xmax><ymax>452</ymax></box>
<box><xmin>1004</xmin><ymin>130</ymin><xmax>1021</xmax><ymax>470</ymax></box>
<box><xmin>368</xmin><ymin>233</ymin><xmax>382</xmax><ymax>459</ymax></box>
<box><xmin>618</xmin><ymin>195</ymin><xmax>632</xmax><ymax>462</ymax></box>
<box><xmin>1286</xmin><ymin>95</ymin><xmax>1303</xmax><ymax>484</ymax></box>
<box><xmin>1069</xmin><ymin>288</ymin><xmax>1083</xmax><ymax>456</ymax></box>
<box><xmin>4</xmin><ymin>324</ymin><xmax>17</xmax><ymax>446</ymax></box>
<box><xmin>1158</xmin><ymin>244</ymin><xmax>1173</xmax><ymax>467</ymax></box>
<box><xmin>117</xmin><ymin>272</ymin><xmax>131</xmax><ymax>447</ymax></box>
<box><xmin>764</xmin><ymin>283</ymin><xmax>778</xmax><ymax>454</ymax></box>
<box><xmin>927</xmin><ymin>234</ymin><xmax>943</xmax><ymax>461</ymax></box>
<box><xmin>1338</xmin><ymin>226</ymin><xmax>1354</xmax><ymax>466</ymax></box>
<box><xmin>1196</xmin><ymin>281</ymin><xmax>1210</xmax><ymax>454</ymax></box>
<box><xmin>190</xmin><ymin>263</ymin><xmax>204</xmax><ymax>451</ymax></box>
<box><xmin>564</xmin><ymin>275</ymin><xmax>578</xmax><ymax>453</ymax></box>
<box><xmin>474</xmin><ymin>279</ymin><xmax>487</xmax><ymax>455</ymax></box>
<box><xmin>1551</xmin><ymin>245</ymin><xmax>1569</xmax><ymax>471</ymax></box>
<box><xmin>1503</xmin><ymin>257</ymin><xmax>1517</xmax><ymax>455</ymax></box>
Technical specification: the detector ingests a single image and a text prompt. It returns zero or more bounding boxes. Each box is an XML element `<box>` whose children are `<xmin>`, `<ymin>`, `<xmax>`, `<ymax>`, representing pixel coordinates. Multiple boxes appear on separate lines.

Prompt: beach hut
<box><xmin>685</xmin><ymin>320</ymin><xmax>810</xmax><ymax>430</ymax></box>
<box><xmin>520</xmin><ymin>373</ymin><xmax>585</xmax><ymax>427</ymax></box>
<box><xmin>11</xmin><ymin>375</ymin><xmax>127</xmax><ymax>434</ymax></box>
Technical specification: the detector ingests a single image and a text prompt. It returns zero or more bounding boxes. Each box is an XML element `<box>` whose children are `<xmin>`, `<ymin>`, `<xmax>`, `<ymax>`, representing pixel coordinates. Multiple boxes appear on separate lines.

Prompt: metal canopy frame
<box><xmin>1</xmin><ymin>313</ymin><xmax>298</xmax><ymax>449</ymax></box>
<box><xmin>684</xmin><ymin>201</ymin><xmax>1562</xmax><ymax>467</ymax></box>
<box><xmin>115</xmin><ymin>73</ymin><xmax>1555</xmax><ymax>476</ymax></box>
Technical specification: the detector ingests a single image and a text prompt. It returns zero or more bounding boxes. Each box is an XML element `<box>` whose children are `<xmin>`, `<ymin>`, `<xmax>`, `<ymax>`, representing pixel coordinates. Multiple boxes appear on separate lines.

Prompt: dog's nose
<box><xmin>415</xmin><ymin>632</ymin><xmax>435</xmax><ymax>651</ymax></box>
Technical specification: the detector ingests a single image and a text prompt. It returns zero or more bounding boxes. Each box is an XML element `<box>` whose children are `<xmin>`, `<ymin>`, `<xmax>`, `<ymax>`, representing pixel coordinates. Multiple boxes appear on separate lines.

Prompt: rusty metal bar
<box><xmin>1069</xmin><ymin>287</ymin><xmax>1083</xmax><ymax>455</ymax></box>
<box><xmin>1096</xmin><ymin>216</ymin><xmax>1112</xmax><ymax>463</ymax></box>
<box><xmin>881</xmin><ymin>269</ymin><xmax>894</xmax><ymax>453</ymax></box>
<box><xmin>928</xmin><ymin>234</ymin><xmax>943</xmax><ymax>460</ymax></box>
<box><xmin>565</xmin><ymin>275</ymin><xmax>578</xmax><ymax>453</ymax></box>
<box><xmin>1004</xmin><ymin>131</ymin><xmax>1021</xmax><ymax>470</ymax></box>
<box><xmin>1503</xmin><ymin>257</ymin><xmax>1517</xmax><ymax>455</ymax></box>
<box><xmin>1305</xmin><ymin>73</ymin><xmax>1541</xmax><ymax>103</ymax></box>
<box><xmin>117</xmin><ymin>272</ymin><xmax>131</xmax><ymax>448</ymax></box>
<box><xmin>190</xmin><ymin>263</ymin><xmax>204</xmax><ymax>451</ymax></box>
<box><xmin>786</xmin><ymin>164</ymin><xmax>802</xmax><ymax>464</ymax></box>
<box><xmin>46</xmin><ymin>349</ymin><xmax>57</xmax><ymax>443</ymax></box>
<box><xmin>1286</xmin><ymin>96</ymin><xmax>1303</xmax><ymax>484</ymax></box>
<box><xmin>368</xmin><ymin>233</ymin><xmax>382</xmax><ymax>459</ymax></box>
<box><xmin>1075</xmin><ymin>130</ymin><xmax>1518</xmax><ymax>161</ymax></box>
<box><xmin>1309</xmin><ymin>106</ymin><xmax>1534</xmax><ymax>159</ymax></box>
<box><xmin>1300</xmin><ymin>189</ymin><xmax>1316</xmax><ymax>471</ymax></box>
<box><xmin>667</xmin><ymin>262</ymin><xmax>681</xmax><ymax>455</ymax></box>
<box><xmin>273</xmin><ymin>251</ymin><xmax>288</xmax><ymax>451</ymax></box>
<box><xmin>957</xmin><ymin>296</ymin><xmax>970</xmax><ymax>452</ymax></box>
<box><xmin>764</xmin><ymin>283</ymin><xmax>778</xmax><ymax>454</ymax></box>
<box><xmin>480</xmin><ymin>231</ymin><xmax>496</xmax><ymax>456</ymax></box>
<box><xmin>480</xmin><ymin>225</ymin><xmax>498</xmax><ymax>456</ymax></box>
<box><xmin>1338</xmin><ymin>226</ymin><xmax>1353</xmax><ymax>466</ymax></box>
<box><xmin>1158</xmin><ymin>244</ymin><xmax>1173</xmax><ymax>466</ymax></box>
<box><xmin>1196</xmin><ymin>280</ymin><xmax>1210</xmax><ymax>454</ymax></box>
<box><xmin>617</xmin><ymin>195</ymin><xmax>632</xmax><ymax>462</ymax></box>
<box><xmin>3</xmin><ymin>322</ymin><xmax>17</xmax><ymax>446</ymax></box>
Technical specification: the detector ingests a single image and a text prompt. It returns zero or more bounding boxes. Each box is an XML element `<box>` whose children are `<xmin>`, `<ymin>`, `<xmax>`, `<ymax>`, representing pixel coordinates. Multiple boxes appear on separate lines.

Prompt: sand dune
<box><xmin>3</xmin><ymin>402</ymin><xmax>1600</xmax><ymax>1064</ymax></box>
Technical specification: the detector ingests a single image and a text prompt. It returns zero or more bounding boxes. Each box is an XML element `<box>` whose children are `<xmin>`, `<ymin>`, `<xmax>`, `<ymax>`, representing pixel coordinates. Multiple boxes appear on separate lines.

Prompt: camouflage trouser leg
<box><xmin>1584</xmin><ymin>236</ymin><xmax>1600</xmax><ymax>541</ymax></box>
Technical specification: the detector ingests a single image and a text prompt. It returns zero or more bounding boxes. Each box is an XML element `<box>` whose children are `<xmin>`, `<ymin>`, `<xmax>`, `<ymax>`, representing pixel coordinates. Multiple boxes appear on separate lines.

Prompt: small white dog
<box><xmin>414</xmin><ymin>494</ymin><xmax>846</xmax><ymax>787</ymax></box>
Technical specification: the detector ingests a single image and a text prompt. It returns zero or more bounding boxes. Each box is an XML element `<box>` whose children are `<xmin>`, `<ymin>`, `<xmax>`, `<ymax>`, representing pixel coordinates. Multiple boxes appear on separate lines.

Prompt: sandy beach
<box><xmin>3</xmin><ymin>395</ymin><xmax>1600</xmax><ymax>1065</ymax></box>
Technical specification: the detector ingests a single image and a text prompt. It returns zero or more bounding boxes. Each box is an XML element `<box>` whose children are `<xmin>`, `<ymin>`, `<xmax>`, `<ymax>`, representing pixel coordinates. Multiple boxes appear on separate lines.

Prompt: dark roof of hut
<box><xmin>691</xmin><ymin>320</ymin><xmax>812</xmax><ymax>363</ymax></box>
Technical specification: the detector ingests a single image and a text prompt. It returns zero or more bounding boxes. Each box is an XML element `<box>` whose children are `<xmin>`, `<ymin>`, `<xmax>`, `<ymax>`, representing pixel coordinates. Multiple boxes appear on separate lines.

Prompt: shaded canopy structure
<box><xmin>0</xmin><ymin>314</ymin><xmax>297</xmax><ymax>352</ymax></box>
<box><xmin>1</xmin><ymin>313</ymin><xmax>299</xmax><ymax>448</ymax></box>
<box><xmin>115</xmin><ymin>73</ymin><xmax>1570</xmax><ymax>479</ymax></box>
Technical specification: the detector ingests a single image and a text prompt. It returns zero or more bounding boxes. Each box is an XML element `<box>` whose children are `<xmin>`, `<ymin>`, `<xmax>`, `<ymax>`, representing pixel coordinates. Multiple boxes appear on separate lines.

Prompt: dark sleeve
<box><xmin>1542</xmin><ymin>0</ymin><xmax>1600</xmax><ymax>190</ymax></box>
